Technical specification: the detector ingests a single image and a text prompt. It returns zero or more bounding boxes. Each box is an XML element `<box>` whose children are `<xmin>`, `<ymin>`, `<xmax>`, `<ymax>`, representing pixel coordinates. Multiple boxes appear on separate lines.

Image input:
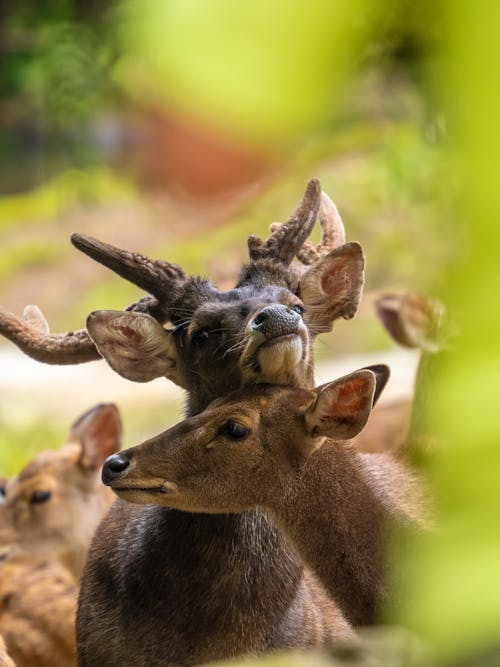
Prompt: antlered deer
<box><xmin>102</xmin><ymin>366</ymin><xmax>426</xmax><ymax>628</ymax></box>
<box><xmin>0</xmin><ymin>180</ymin><xmax>365</xmax><ymax>663</ymax></box>
<box><xmin>0</xmin><ymin>403</ymin><xmax>122</xmax><ymax>667</ymax></box>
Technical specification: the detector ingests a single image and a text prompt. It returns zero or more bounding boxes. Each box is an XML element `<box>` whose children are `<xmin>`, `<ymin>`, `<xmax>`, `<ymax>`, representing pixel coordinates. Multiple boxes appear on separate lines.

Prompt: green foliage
<box><xmin>397</xmin><ymin>2</ymin><xmax>500</xmax><ymax>665</ymax></box>
<box><xmin>0</xmin><ymin>418</ymin><xmax>63</xmax><ymax>477</ymax></box>
<box><xmin>115</xmin><ymin>0</ymin><xmax>366</xmax><ymax>144</ymax></box>
<box><xmin>0</xmin><ymin>167</ymin><xmax>135</xmax><ymax>230</ymax></box>
<box><xmin>0</xmin><ymin>241</ymin><xmax>64</xmax><ymax>286</ymax></box>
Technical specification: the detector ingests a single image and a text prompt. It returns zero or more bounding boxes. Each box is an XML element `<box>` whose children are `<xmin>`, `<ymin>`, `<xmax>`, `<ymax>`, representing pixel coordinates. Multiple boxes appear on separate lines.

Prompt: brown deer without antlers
<box><xmin>1</xmin><ymin>180</ymin><xmax>365</xmax><ymax>663</ymax></box>
<box><xmin>0</xmin><ymin>403</ymin><xmax>122</xmax><ymax>667</ymax></box>
<box><xmin>102</xmin><ymin>366</ymin><xmax>426</xmax><ymax>628</ymax></box>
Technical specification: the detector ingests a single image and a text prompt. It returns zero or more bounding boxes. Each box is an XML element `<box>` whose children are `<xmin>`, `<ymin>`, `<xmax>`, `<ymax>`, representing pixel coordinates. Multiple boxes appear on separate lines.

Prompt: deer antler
<box><xmin>71</xmin><ymin>234</ymin><xmax>187</xmax><ymax>302</ymax></box>
<box><xmin>0</xmin><ymin>293</ymin><xmax>174</xmax><ymax>365</ymax></box>
<box><xmin>0</xmin><ymin>305</ymin><xmax>99</xmax><ymax>364</ymax></box>
<box><xmin>265</xmin><ymin>186</ymin><xmax>346</xmax><ymax>268</ymax></box>
<box><xmin>295</xmin><ymin>191</ymin><xmax>346</xmax><ymax>265</ymax></box>
<box><xmin>246</xmin><ymin>178</ymin><xmax>322</xmax><ymax>266</ymax></box>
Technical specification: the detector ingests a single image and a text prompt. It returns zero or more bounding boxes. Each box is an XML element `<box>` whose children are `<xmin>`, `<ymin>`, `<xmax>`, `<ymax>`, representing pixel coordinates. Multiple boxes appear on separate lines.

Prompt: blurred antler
<box><xmin>246</xmin><ymin>178</ymin><xmax>322</xmax><ymax>266</ymax></box>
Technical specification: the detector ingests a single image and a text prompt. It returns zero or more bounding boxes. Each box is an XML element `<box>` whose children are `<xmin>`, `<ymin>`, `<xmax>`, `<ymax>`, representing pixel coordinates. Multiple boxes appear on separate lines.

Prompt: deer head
<box><xmin>0</xmin><ymin>180</ymin><xmax>364</xmax><ymax>413</ymax></box>
<box><xmin>2</xmin><ymin>403</ymin><xmax>121</xmax><ymax>578</ymax></box>
<box><xmin>101</xmin><ymin>365</ymin><xmax>389</xmax><ymax>514</ymax></box>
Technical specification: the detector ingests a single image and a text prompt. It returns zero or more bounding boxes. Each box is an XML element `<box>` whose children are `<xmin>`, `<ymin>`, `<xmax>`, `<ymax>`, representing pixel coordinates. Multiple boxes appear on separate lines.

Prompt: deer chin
<box><xmin>241</xmin><ymin>330</ymin><xmax>309</xmax><ymax>384</ymax></box>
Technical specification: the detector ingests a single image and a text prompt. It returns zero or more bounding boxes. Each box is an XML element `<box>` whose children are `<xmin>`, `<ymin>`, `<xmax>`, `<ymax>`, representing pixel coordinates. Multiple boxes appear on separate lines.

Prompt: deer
<box><xmin>0</xmin><ymin>180</ymin><xmax>366</xmax><ymax>663</ymax></box>
<box><xmin>101</xmin><ymin>365</ymin><xmax>427</xmax><ymax>630</ymax></box>
<box><xmin>0</xmin><ymin>403</ymin><xmax>122</xmax><ymax>667</ymax></box>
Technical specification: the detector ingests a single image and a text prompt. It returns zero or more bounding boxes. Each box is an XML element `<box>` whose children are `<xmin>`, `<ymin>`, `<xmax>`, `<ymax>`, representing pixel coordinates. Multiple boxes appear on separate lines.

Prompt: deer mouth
<box><xmin>240</xmin><ymin>326</ymin><xmax>309</xmax><ymax>383</ymax></box>
<box><xmin>259</xmin><ymin>333</ymin><xmax>297</xmax><ymax>348</ymax></box>
<box><xmin>111</xmin><ymin>481</ymin><xmax>179</xmax><ymax>504</ymax></box>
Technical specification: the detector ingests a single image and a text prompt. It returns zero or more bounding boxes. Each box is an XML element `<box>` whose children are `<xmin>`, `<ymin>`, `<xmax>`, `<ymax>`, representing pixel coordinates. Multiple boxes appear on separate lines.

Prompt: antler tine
<box><xmin>296</xmin><ymin>191</ymin><xmax>346</xmax><ymax>265</ymax></box>
<box><xmin>0</xmin><ymin>305</ymin><xmax>100</xmax><ymax>364</ymax></box>
<box><xmin>247</xmin><ymin>178</ymin><xmax>322</xmax><ymax>266</ymax></box>
<box><xmin>71</xmin><ymin>234</ymin><xmax>186</xmax><ymax>301</ymax></box>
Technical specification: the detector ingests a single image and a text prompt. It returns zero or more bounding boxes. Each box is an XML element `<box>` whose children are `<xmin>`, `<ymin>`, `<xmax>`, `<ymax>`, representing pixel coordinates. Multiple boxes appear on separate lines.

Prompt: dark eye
<box><xmin>292</xmin><ymin>304</ymin><xmax>305</xmax><ymax>316</ymax></box>
<box><xmin>220</xmin><ymin>420</ymin><xmax>249</xmax><ymax>440</ymax></box>
<box><xmin>191</xmin><ymin>330</ymin><xmax>209</xmax><ymax>346</ymax></box>
<box><xmin>30</xmin><ymin>490</ymin><xmax>52</xmax><ymax>505</ymax></box>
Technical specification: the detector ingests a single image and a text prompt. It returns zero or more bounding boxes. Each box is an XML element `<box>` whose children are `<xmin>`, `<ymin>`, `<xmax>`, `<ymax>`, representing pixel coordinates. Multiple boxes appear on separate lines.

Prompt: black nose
<box><xmin>251</xmin><ymin>305</ymin><xmax>300</xmax><ymax>339</ymax></box>
<box><xmin>102</xmin><ymin>453</ymin><xmax>131</xmax><ymax>485</ymax></box>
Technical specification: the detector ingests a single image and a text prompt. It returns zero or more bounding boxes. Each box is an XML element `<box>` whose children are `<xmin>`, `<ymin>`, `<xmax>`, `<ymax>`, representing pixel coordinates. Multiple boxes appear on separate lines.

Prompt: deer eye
<box><xmin>220</xmin><ymin>420</ymin><xmax>249</xmax><ymax>440</ymax></box>
<box><xmin>30</xmin><ymin>490</ymin><xmax>52</xmax><ymax>505</ymax></box>
<box><xmin>191</xmin><ymin>330</ymin><xmax>209</xmax><ymax>346</ymax></box>
<box><xmin>292</xmin><ymin>304</ymin><xmax>305</xmax><ymax>316</ymax></box>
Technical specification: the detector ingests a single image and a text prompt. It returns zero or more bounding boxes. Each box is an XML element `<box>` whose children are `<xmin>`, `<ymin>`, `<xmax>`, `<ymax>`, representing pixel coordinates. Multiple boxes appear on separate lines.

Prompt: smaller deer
<box><xmin>0</xmin><ymin>403</ymin><xmax>122</xmax><ymax>667</ymax></box>
<box><xmin>2</xmin><ymin>402</ymin><xmax>121</xmax><ymax>580</ymax></box>
<box><xmin>102</xmin><ymin>366</ymin><xmax>426</xmax><ymax>627</ymax></box>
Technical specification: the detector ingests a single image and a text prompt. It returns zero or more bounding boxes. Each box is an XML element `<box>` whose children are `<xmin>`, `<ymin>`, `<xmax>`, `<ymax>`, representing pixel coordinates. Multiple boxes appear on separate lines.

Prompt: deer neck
<box><xmin>270</xmin><ymin>441</ymin><xmax>388</xmax><ymax>626</ymax></box>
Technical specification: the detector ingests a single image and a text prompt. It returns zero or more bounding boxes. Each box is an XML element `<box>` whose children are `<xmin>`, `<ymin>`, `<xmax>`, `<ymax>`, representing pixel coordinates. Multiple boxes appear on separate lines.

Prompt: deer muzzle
<box><xmin>240</xmin><ymin>304</ymin><xmax>309</xmax><ymax>382</ymax></box>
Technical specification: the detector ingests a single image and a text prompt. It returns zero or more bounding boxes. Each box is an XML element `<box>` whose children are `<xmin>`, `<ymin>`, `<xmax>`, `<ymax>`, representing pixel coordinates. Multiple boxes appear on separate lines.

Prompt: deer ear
<box><xmin>87</xmin><ymin>311</ymin><xmax>186</xmax><ymax>387</ymax></box>
<box><xmin>298</xmin><ymin>242</ymin><xmax>364</xmax><ymax>335</ymax></box>
<box><xmin>69</xmin><ymin>403</ymin><xmax>122</xmax><ymax>470</ymax></box>
<box><xmin>375</xmin><ymin>292</ymin><xmax>445</xmax><ymax>352</ymax></box>
<box><xmin>304</xmin><ymin>369</ymin><xmax>381</xmax><ymax>444</ymax></box>
<box><xmin>360</xmin><ymin>364</ymin><xmax>391</xmax><ymax>407</ymax></box>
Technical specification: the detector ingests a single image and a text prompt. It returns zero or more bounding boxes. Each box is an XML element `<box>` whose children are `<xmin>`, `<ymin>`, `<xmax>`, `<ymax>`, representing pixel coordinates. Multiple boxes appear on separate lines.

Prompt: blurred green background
<box><xmin>1</xmin><ymin>1</ymin><xmax>498</xmax><ymax>665</ymax></box>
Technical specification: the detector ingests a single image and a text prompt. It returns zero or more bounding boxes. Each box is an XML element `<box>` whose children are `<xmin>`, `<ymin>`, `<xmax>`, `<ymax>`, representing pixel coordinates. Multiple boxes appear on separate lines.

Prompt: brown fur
<box><xmin>77</xmin><ymin>245</ymin><xmax>365</xmax><ymax>664</ymax></box>
<box><xmin>0</xmin><ymin>559</ymin><xmax>77</xmax><ymax>667</ymax></box>
<box><xmin>0</xmin><ymin>404</ymin><xmax>122</xmax><ymax>667</ymax></box>
<box><xmin>2</xmin><ymin>404</ymin><xmax>121</xmax><ymax>580</ymax></box>
<box><xmin>103</xmin><ymin>370</ymin><xmax>426</xmax><ymax>628</ymax></box>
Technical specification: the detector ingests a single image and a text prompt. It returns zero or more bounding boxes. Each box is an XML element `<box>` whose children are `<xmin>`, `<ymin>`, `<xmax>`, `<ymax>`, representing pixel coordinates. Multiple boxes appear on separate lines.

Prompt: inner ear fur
<box><xmin>304</xmin><ymin>369</ymin><xmax>378</xmax><ymax>444</ymax></box>
<box><xmin>87</xmin><ymin>310</ymin><xmax>186</xmax><ymax>387</ymax></box>
<box><xmin>298</xmin><ymin>242</ymin><xmax>364</xmax><ymax>334</ymax></box>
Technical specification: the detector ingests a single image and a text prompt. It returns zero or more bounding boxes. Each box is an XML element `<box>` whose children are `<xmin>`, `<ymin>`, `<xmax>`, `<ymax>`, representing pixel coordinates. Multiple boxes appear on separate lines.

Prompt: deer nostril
<box><xmin>251</xmin><ymin>305</ymin><xmax>301</xmax><ymax>339</ymax></box>
<box><xmin>252</xmin><ymin>311</ymin><xmax>267</xmax><ymax>329</ymax></box>
<box><xmin>102</xmin><ymin>453</ymin><xmax>131</xmax><ymax>485</ymax></box>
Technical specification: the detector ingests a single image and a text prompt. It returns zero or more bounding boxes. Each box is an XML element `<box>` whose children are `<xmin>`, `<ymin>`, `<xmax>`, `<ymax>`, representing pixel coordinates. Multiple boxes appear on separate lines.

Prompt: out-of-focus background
<box><xmin>0</xmin><ymin>1</ymin><xmax>498</xmax><ymax>665</ymax></box>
